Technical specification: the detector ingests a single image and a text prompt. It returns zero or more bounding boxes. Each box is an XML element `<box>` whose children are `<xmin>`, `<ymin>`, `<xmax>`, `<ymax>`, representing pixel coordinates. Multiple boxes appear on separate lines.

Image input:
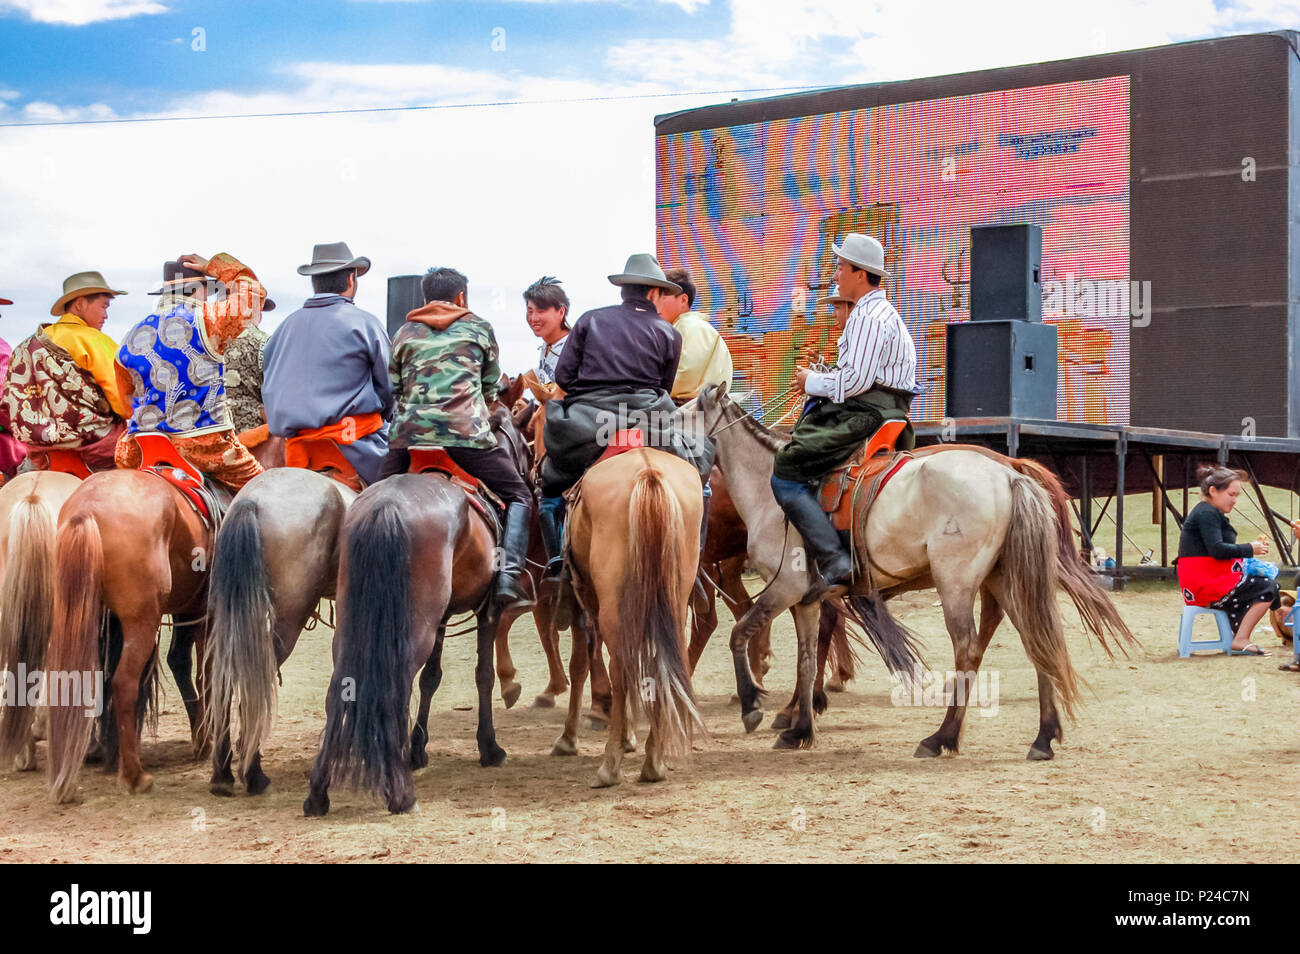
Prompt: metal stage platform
<box><xmin>911</xmin><ymin>417</ymin><xmax>1300</xmax><ymax>579</ymax></box>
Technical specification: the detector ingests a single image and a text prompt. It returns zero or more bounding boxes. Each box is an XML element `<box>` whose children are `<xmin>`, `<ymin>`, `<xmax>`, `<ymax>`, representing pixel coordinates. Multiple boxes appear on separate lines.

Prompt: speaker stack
<box><xmin>944</xmin><ymin>224</ymin><xmax>1058</xmax><ymax>419</ymax></box>
<box><xmin>386</xmin><ymin>275</ymin><xmax>424</xmax><ymax>339</ymax></box>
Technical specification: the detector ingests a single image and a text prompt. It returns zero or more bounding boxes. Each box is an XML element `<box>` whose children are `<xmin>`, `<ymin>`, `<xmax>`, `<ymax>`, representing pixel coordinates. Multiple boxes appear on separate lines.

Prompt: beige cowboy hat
<box><xmin>298</xmin><ymin>241</ymin><xmax>371</xmax><ymax>277</ymax></box>
<box><xmin>608</xmin><ymin>253</ymin><xmax>682</xmax><ymax>294</ymax></box>
<box><xmin>831</xmin><ymin>232</ymin><xmax>891</xmax><ymax>279</ymax></box>
<box><xmin>817</xmin><ymin>284</ymin><xmax>857</xmax><ymax>307</ymax></box>
<box><xmin>51</xmin><ymin>271</ymin><xmax>127</xmax><ymax>317</ymax></box>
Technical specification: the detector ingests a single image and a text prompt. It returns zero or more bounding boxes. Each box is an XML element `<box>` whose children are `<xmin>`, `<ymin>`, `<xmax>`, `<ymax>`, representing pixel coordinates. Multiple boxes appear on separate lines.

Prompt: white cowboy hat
<box><xmin>608</xmin><ymin>253</ymin><xmax>682</xmax><ymax>294</ymax></box>
<box><xmin>817</xmin><ymin>284</ymin><xmax>857</xmax><ymax>307</ymax></box>
<box><xmin>831</xmin><ymin>233</ymin><xmax>891</xmax><ymax>279</ymax></box>
<box><xmin>51</xmin><ymin>271</ymin><xmax>128</xmax><ymax>317</ymax></box>
<box><xmin>297</xmin><ymin>241</ymin><xmax>372</xmax><ymax>277</ymax></box>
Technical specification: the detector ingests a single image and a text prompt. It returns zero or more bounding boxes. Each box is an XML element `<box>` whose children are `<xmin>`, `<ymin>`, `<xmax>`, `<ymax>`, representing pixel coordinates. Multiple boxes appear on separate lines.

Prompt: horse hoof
<box><xmin>826</xmin><ymin>682</ymin><xmax>846</xmax><ymax>693</ymax></box>
<box><xmin>502</xmin><ymin>682</ymin><xmax>522</xmax><ymax>709</ymax></box>
<box><xmin>741</xmin><ymin>709</ymin><xmax>764</xmax><ymax>733</ymax></box>
<box><xmin>480</xmin><ymin>745</ymin><xmax>507</xmax><ymax>768</ymax></box>
<box><xmin>532</xmin><ymin>693</ymin><xmax>557</xmax><ymax>709</ymax></box>
<box><xmin>303</xmin><ymin>794</ymin><xmax>329</xmax><ymax>817</ymax></box>
<box><xmin>638</xmin><ymin>765</ymin><xmax>666</xmax><ymax>783</ymax></box>
<box><xmin>551</xmin><ymin>736</ymin><xmax>577</xmax><ymax>757</ymax></box>
<box><xmin>246</xmin><ymin>773</ymin><xmax>271</xmax><ymax>796</ymax></box>
<box><xmin>770</xmin><ymin>713</ymin><xmax>792</xmax><ymax>731</ymax></box>
<box><xmin>13</xmin><ymin>753</ymin><xmax>35</xmax><ymax>773</ymax></box>
<box><xmin>914</xmin><ymin>742</ymin><xmax>942</xmax><ymax>759</ymax></box>
<box><xmin>773</xmin><ymin>731</ymin><xmax>804</xmax><ymax>750</ymax></box>
<box><xmin>210</xmin><ymin>780</ymin><xmax>235</xmax><ymax>797</ymax></box>
<box><xmin>729</xmin><ymin>693</ymin><xmax>740</xmax><ymax>705</ymax></box>
<box><xmin>1027</xmin><ymin>746</ymin><xmax>1054</xmax><ymax>761</ymax></box>
<box><xmin>410</xmin><ymin>749</ymin><xmax>428</xmax><ymax>770</ymax></box>
<box><xmin>591</xmin><ymin>766</ymin><xmax>620</xmax><ymax>788</ymax></box>
<box><xmin>622</xmin><ymin>738</ymin><xmax>637</xmax><ymax>754</ymax></box>
<box><xmin>123</xmin><ymin>772</ymin><xmax>154</xmax><ymax>795</ymax></box>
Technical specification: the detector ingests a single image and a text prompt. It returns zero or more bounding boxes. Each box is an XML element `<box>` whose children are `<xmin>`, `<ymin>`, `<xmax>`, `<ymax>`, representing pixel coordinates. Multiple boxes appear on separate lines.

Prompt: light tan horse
<box><xmin>555</xmin><ymin>447</ymin><xmax>706</xmax><ymax>787</ymax></box>
<box><xmin>685</xmin><ymin>384</ymin><xmax>1134</xmax><ymax>759</ymax></box>
<box><xmin>0</xmin><ymin>471</ymin><xmax>81</xmax><ymax>770</ymax></box>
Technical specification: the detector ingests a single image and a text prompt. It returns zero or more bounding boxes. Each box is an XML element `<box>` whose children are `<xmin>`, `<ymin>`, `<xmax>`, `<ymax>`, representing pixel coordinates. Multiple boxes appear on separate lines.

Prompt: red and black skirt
<box><xmin>1178</xmin><ymin>556</ymin><xmax>1280</xmax><ymax>633</ymax></box>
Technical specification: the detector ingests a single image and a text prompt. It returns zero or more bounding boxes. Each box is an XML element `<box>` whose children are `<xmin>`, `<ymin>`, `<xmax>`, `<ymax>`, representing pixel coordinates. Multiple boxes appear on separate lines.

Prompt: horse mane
<box><xmin>713</xmin><ymin>390</ymin><xmax>791</xmax><ymax>453</ymax></box>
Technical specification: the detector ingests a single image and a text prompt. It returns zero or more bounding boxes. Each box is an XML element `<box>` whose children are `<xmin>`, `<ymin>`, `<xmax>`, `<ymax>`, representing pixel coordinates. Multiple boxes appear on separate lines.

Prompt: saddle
<box><xmin>593</xmin><ymin>428</ymin><xmax>645</xmax><ymax>466</ymax></box>
<box><xmin>134</xmin><ymin>433</ymin><xmax>229</xmax><ymax>529</ymax></box>
<box><xmin>408</xmin><ymin>447</ymin><xmax>502</xmax><ymax>531</ymax></box>
<box><xmin>46</xmin><ymin>450</ymin><xmax>93</xmax><ymax>479</ymax></box>
<box><xmin>816</xmin><ymin>419</ymin><xmax>913</xmax><ymax>533</ymax></box>
<box><xmin>285</xmin><ymin>436</ymin><xmax>362</xmax><ymax>492</ymax></box>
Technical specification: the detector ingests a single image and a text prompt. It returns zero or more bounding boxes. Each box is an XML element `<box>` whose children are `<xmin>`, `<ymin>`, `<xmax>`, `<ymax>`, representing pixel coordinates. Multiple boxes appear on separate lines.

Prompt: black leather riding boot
<box><xmin>493</xmin><ymin>502</ymin><xmax>536</xmax><ymax>612</ymax></box>
<box><xmin>699</xmin><ymin>490</ymin><xmax>712</xmax><ymax>555</ymax></box>
<box><xmin>771</xmin><ymin>479</ymin><xmax>853</xmax><ymax>603</ymax></box>
<box><xmin>538</xmin><ymin>496</ymin><xmax>565</xmax><ymax>580</ymax></box>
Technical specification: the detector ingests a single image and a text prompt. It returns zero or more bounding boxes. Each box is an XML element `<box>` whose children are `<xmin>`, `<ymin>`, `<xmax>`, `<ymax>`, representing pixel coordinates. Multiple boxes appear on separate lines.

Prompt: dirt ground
<box><xmin>1</xmin><ymin>576</ymin><xmax>1298</xmax><ymax>863</ymax></box>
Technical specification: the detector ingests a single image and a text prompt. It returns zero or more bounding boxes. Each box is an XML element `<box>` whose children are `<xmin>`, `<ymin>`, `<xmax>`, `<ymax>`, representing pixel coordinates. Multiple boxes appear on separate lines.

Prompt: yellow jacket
<box><xmin>670</xmin><ymin>311</ymin><xmax>733</xmax><ymax>401</ymax></box>
<box><xmin>44</xmin><ymin>314</ymin><xmax>133</xmax><ymax>419</ymax></box>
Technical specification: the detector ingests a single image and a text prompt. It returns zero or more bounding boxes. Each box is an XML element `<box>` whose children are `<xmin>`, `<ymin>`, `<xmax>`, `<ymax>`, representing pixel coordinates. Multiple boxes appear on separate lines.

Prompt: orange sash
<box><xmin>284</xmin><ymin>413</ymin><xmax>383</xmax><ymax>470</ymax></box>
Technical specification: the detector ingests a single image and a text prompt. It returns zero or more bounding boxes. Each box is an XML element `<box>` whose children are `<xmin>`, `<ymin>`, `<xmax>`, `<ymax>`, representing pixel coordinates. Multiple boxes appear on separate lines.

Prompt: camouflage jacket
<box><xmin>223</xmin><ymin>326</ymin><xmax>268</xmax><ymax>433</ymax></box>
<box><xmin>388</xmin><ymin>304</ymin><xmax>502</xmax><ymax>450</ymax></box>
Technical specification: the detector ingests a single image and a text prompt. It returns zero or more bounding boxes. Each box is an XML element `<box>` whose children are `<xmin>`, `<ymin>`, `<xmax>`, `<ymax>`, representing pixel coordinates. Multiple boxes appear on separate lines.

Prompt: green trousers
<box><xmin>772</xmin><ymin>387</ymin><xmax>914</xmax><ymax>483</ymax></box>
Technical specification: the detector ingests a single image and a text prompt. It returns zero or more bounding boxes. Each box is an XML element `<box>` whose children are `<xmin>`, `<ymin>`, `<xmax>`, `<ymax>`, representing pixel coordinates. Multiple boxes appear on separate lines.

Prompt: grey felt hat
<box><xmin>607</xmin><ymin>253</ymin><xmax>682</xmax><ymax>294</ymax></box>
<box><xmin>297</xmin><ymin>242</ymin><xmax>372</xmax><ymax>277</ymax></box>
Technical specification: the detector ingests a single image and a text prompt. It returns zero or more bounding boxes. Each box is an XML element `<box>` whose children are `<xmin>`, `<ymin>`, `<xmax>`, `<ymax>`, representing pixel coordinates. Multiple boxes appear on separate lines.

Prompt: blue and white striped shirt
<box><xmin>805</xmin><ymin>289</ymin><xmax>917</xmax><ymax>403</ymax></box>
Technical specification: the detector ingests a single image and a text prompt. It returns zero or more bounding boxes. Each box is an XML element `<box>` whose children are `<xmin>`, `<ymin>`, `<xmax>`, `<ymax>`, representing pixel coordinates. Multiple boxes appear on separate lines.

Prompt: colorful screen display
<box><xmin>655</xmin><ymin>75</ymin><xmax>1131</xmax><ymax>424</ymax></box>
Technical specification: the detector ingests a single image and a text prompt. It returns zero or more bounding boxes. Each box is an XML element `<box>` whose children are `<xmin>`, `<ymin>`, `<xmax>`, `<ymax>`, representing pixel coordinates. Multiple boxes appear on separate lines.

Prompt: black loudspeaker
<box><xmin>386</xmin><ymin>275</ymin><xmax>424</xmax><ymax>338</ymax></box>
<box><xmin>970</xmin><ymin>224</ymin><xmax>1042</xmax><ymax>321</ymax></box>
<box><xmin>945</xmin><ymin>320</ymin><xmax>1058</xmax><ymax>419</ymax></box>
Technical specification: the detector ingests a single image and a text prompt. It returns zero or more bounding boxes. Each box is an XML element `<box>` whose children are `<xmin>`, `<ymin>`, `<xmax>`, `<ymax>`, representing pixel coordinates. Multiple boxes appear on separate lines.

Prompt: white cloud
<box><xmin>0</xmin><ymin>0</ymin><xmax>167</xmax><ymax>25</ymax></box>
<box><xmin>19</xmin><ymin>100</ymin><xmax>117</xmax><ymax>122</ymax></box>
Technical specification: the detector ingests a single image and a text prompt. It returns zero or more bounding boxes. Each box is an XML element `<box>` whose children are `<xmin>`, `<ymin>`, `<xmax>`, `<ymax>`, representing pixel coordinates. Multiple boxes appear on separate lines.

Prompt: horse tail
<box><xmin>1009</xmin><ymin>458</ymin><xmax>1139</xmax><ymax>657</ymax></box>
<box><xmin>310</xmin><ymin>498</ymin><xmax>414</xmax><ymax>807</ymax></box>
<box><xmin>46</xmin><ymin>513</ymin><xmax>104</xmax><ymax>803</ymax></box>
<box><xmin>1000</xmin><ymin>474</ymin><xmax>1081</xmax><ymax>720</ymax></box>
<box><xmin>617</xmin><ymin>467</ymin><xmax>705</xmax><ymax>761</ymax></box>
<box><xmin>0</xmin><ymin>490</ymin><xmax>59</xmax><ymax>764</ymax></box>
<box><xmin>825</xmin><ymin>601</ymin><xmax>862</xmax><ymax>685</ymax></box>
<box><xmin>206</xmin><ymin>498</ymin><xmax>277</xmax><ymax>780</ymax></box>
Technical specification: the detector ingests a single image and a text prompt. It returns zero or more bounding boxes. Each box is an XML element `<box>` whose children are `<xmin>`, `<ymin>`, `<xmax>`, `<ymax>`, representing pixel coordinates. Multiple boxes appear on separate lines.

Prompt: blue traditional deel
<box><xmin>118</xmin><ymin>297</ymin><xmax>231</xmax><ymax>436</ymax></box>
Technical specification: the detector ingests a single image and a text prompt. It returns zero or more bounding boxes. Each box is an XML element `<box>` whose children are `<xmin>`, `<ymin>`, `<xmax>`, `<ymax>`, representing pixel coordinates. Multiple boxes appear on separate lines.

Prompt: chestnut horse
<box><xmin>46</xmin><ymin>468</ymin><xmax>217</xmax><ymax>802</ymax></box>
<box><xmin>303</xmin><ymin>471</ymin><xmax>504</xmax><ymax>815</ymax></box>
<box><xmin>0</xmin><ymin>470</ymin><xmax>82</xmax><ymax>770</ymax></box>
<box><xmin>553</xmin><ymin>447</ymin><xmax>708</xmax><ymax>787</ymax></box>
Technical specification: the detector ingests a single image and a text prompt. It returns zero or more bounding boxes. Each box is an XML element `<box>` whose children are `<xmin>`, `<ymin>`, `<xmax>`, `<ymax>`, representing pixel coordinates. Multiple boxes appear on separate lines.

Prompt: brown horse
<box><xmin>303</xmin><ymin>469</ymin><xmax>503</xmax><ymax>816</ymax></box>
<box><xmin>553</xmin><ymin>448</ymin><xmax>706</xmax><ymax>787</ymax></box>
<box><xmin>0</xmin><ymin>470</ymin><xmax>82</xmax><ymax>770</ymax></box>
<box><xmin>46</xmin><ymin>467</ymin><xmax>216</xmax><ymax>802</ymax></box>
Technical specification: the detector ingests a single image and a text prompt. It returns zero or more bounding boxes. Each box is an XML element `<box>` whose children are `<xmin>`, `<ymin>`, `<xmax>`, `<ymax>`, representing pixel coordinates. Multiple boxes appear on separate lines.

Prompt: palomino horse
<box><xmin>45</xmin><ymin>464</ymin><xmax>217</xmax><ymax>802</ymax></box>
<box><xmin>551</xmin><ymin>447</ymin><xmax>707</xmax><ymax>787</ymax></box>
<box><xmin>686</xmin><ymin>383</ymin><xmax>1134</xmax><ymax>758</ymax></box>
<box><xmin>205</xmin><ymin>467</ymin><xmax>357</xmax><ymax>796</ymax></box>
<box><xmin>303</xmin><ymin>469</ymin><xmax>504</xmax><ymax>816</ymax></box>
<box><xmin>0</xmin><ymin>470</ymin><xmax>82</xmax><ymax>770</ymax></box>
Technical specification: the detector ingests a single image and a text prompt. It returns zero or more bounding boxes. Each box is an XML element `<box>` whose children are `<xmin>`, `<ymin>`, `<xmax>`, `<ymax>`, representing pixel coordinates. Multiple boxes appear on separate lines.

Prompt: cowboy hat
<box><xmin>51</xmin><ymin>271</ymin><xmax>127</xmax><ymax>317</ymax></box>
<box><xmin>817</xmin><ymin>284</ymin><xmax>857</xmax><ymax>307</ymax></box>
<box><xmin>608</xmin><ymin>253</ymin><xmax>682</xmax><ymax>294</ymax></box>
<box><xmin>297</xmin><ymin>241</ymin><xmax>371</xmax><ymax>277</ymax></box>
<box><xmin>148</xmin><ymin>260</ymin><xmax>226</xmax><ymax>298</ymax></box>
<box><xmin>830</xmin><ymin>233</ymin><xmax>891</xmax><ymax>279</ymax></box>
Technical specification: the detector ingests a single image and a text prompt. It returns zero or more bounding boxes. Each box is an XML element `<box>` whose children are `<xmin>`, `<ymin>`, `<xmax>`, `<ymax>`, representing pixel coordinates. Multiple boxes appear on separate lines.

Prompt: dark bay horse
<box><xmin>303</xmin><ymin>471</ymin><xmax>503</xmax><ymax>815</ymax></box>
<box><xmin>46</xmin><ymin>469</ymin><xmax>215</xmax><ymax>802</ymax></box>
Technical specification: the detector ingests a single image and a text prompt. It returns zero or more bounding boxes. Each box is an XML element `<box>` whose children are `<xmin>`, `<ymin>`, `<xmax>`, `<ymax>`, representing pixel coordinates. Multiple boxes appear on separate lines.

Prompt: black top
<box><xmin>555</xmin><ymin>295</ymin><xmax>682</xmax><ymax>397</ymax></box>
<box><xmin>1177</xmin><ymin>500</ymin><xmax>1253</xmax><ymax>560</ymax></box>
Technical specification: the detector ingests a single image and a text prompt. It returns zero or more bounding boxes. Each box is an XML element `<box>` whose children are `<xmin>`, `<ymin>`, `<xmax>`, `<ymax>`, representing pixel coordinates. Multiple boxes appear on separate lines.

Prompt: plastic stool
<box><xmin>1177</xmin><ymin>605</ymin><xmax>1236</xmax><ymax>658</ymax></box>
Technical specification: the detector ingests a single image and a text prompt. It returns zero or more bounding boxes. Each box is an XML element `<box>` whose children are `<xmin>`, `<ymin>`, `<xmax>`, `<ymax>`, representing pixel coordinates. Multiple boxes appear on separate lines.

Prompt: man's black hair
<box><xmin>423</xmin><ymin>267</ymin><xmax>468</xmax><ymax>304</ymax></box>
<box><xmin>663</xmin><ymin>267</ymin><xmax>696</xmax><ymax>307</ymax></box>
<box><xmin>311</xmin><ymin>269</ymin><xmax>355</xmax><ymax>295</ymax></box>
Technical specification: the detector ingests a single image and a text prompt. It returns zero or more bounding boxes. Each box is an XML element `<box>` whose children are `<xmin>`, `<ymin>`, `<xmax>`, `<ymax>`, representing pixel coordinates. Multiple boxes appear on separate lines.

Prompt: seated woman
<box><xmin>1177</xmin><ymin>465</ymin><xmax>1279</xmax><ymax>656</ymax></box>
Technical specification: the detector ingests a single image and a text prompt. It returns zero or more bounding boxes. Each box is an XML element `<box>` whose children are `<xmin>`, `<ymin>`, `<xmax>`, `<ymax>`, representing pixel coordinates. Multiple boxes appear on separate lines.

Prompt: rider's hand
<box><xmin>794</xmin><ymin>366</ymin><xmax>811</xmax><ymax>394</ymax></box>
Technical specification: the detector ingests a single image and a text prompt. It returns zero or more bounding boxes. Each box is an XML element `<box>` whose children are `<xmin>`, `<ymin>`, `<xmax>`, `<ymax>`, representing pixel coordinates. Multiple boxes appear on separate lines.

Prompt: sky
<box><xmin>0</xmin><ymin>0</ymin><xmax>1297</xmax><ymax>372</ymax></box>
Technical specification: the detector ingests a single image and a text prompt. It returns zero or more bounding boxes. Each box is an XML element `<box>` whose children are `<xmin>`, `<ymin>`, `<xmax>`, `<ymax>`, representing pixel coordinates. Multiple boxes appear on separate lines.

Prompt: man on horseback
<box><xmin>262</xmin><ymin>242</ymin><xmax>393</xmax><ymax>488</ymax></box>
<box><xmin>538</xmin><ymin>253</ymin><xmax>713</xmax><ymax>577</ymax></box>
<box><xmin>379</xmin><ymin>267</ymin><xmax>535</xmax><ymax>613</ymax></box>
<box><xmin>115</xmin><ymin>254</ymin><xmax>270</xmax><ymax>491</ymax></box>
<box><xmin>771</xmin><ymin>233</ymin><xmax>918</xmax><ymax>603</ymax></box>
<box><xmin>0</xmin><ymin>272</ymin><xmax>134</xmax><ymax>473</ymax></box>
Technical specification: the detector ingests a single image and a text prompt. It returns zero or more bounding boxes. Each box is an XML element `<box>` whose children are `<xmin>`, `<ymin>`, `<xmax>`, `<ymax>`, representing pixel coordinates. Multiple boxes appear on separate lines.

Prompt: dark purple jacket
<box><xmin>555</xmin><ymin>294</ymin><xmax>682</xmax><ymax>397</ymax></box>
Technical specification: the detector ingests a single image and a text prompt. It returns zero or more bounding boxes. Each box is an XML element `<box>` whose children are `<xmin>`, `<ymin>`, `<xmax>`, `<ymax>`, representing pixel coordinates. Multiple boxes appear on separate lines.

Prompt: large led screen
<box><xmin>655</xmin><ymin>75</ymin><xmax>1131</xmax><ymax>424</ymax></box>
